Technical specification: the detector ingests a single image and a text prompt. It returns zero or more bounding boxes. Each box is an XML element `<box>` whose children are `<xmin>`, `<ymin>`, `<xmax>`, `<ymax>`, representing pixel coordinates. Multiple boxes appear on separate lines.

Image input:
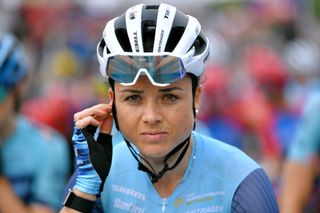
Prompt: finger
<box><xmin>74</xmin><ymin>104</ymin><xmax>112</xmax><ymax>122</ymax></box>
<box><xmin>74</xmin><ymin>107</ymin><xmax>107</xmax><ymax>122</ymax></box>
<box><xmin>99</xmin><ymin>114</ymin><xmax>113</xmax><ymax>134</ymax></box>
<box><xmin>75</xmin><ymin>116</ymin><xmax>101</xmax><ymax>129</ymax></box>
<box><xmin>93</xmin><ymin>110</ymin><xmax>112</xmax><ymax>123</ymax></box>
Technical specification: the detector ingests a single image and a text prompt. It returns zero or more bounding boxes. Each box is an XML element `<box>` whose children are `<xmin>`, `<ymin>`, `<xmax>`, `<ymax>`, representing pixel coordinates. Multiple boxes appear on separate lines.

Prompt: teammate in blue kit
<box><xmin>280</xmin><ymin>93</ymin><xmax>320</xmax><ymax>213</ymax></box>
<box><xmin>0</xmin><ymin>32</ymin><xmax>70</xmax><ymax>213</ymax></box>
<box><xmin>60</xmin><ymin>3</ymin><xmax>279</xmax><ymax>213</ymax></box>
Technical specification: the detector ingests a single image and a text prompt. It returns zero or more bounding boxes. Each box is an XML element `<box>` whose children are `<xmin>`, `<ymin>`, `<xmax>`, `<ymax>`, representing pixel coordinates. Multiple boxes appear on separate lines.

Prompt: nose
<box><xmin>142</xmin><ymin>101</ymin><xmax>162</xmax><ymax>125</ymax></box>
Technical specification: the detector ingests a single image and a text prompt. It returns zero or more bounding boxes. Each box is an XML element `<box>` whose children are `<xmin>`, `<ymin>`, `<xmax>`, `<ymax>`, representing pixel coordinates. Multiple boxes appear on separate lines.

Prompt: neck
<box><xmin>145</xmin><ymin>138</ymin><xmax>192</xmax><ymax>173</ymax></box>
<box><xmin>153</xmin><ymin>138</ymin><xmax>193</xmax><ymax>197</ymax></box>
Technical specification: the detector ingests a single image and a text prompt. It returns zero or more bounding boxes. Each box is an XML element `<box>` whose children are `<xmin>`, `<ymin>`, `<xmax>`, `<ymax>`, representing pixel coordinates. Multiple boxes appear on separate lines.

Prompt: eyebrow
<box><xmin>119</xmin><ymin>89</ymin><xmax>144</xmax><ymax>94</ymax></box>
<box><xmin>158</xmin><ymin>87</ymin><xmax>183</xmax><ymax>92</ymax></box>
<box><xmin>119</xmin><ymin>87</ymin><xmax>183</xmax><ymax>93</ymax></box>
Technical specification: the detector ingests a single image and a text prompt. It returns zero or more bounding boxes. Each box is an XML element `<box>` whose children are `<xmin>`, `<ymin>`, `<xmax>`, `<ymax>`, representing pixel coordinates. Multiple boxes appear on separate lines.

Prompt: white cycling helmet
<box><xmin>96</xmin><ymin>3</ymin><xmax>210</xmax><ymax>86</ymax></box>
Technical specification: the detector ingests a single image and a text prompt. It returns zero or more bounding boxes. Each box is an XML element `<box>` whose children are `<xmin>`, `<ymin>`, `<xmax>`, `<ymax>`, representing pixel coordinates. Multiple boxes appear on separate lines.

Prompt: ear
<box><xmin>194</xmin><ymin>85</ymin><xmax>202</xmax><ymax>111</ymax></box>
<box><xmin>108</xmin><ymin>88</ymin><xmax>114</xmax><ymax>103</ymax></box>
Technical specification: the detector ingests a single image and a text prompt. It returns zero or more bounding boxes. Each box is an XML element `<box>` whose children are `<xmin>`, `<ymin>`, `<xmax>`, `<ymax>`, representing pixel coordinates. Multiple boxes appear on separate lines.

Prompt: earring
<box><xmin>195</xmin><ymin>108</ymin><xmax>199</xmax><ymax>114</ymax></box>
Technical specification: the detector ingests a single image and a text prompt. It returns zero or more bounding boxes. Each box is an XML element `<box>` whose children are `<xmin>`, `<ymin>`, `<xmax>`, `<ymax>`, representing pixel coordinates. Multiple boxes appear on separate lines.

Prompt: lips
<box><xmin>141</xmin><ymin>131</ymin><xmax>168</xmax><ymax>141</ymax></box>
<box><xmin>142</xmin><ymin>131</ymin><xmax>166</xmax><ymax>135</ymax></box>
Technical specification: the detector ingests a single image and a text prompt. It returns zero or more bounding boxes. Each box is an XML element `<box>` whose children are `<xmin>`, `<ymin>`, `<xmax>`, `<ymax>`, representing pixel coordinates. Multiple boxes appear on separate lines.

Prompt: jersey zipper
<box><xmin>162</xmin><ymin>198</ymin><xmax>167</xmax><ymax>212</ymax></box>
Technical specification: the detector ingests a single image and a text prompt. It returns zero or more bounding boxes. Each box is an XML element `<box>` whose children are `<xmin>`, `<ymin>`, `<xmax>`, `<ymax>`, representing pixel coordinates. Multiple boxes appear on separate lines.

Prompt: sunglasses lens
<box><xmin>106</xmin><ymin>55</ymin><xmax>186</xmax><ymax>85</ymax></box>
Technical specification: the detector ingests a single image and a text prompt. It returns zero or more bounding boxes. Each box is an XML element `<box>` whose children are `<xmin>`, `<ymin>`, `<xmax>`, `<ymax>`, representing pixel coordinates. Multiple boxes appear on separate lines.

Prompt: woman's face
<box><xmin>110</xmin><ymin>75</ymin><xmax>201</xmax><ymax>162</ymax></box>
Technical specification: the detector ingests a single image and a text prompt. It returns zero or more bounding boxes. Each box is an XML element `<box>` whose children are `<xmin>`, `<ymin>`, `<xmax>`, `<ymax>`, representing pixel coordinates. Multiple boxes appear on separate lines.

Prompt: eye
<box><xmin>163</xmin><ymin>94</ymin><xmax>179</xmax><ymax>103</ymax></box>
<box><xmin>124</xmin><ymin>95</ymin><xmax>142</xmax><ymax>103</ymax></box>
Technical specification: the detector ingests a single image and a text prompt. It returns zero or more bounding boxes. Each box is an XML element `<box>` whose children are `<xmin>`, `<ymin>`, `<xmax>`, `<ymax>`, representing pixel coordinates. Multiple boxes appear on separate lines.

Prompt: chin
<box><xmin>140</xmin><ymin>146</ymin><xmax>170</xmax><ymax>160</ymax></box>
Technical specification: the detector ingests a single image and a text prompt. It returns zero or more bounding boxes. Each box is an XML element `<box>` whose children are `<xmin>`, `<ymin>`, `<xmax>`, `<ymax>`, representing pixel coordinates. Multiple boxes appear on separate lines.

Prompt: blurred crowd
<box><xmin>1</xmin><ymin>0</ymin><xmax>319</xmax><ymax>212</ymax></box>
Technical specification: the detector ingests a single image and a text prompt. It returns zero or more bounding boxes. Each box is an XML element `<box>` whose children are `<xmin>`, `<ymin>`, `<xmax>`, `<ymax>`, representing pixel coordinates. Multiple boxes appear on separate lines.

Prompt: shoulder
<box><xmin>16</xmin><ymin>115</ymin><xmax>69</xmax><ymax>154</ymax></box>
<box><xmin>193</xmin><ymin>132</ymin><xmax>260</xmax><ymax>181</ymax></box>
<box><xmin>232</xmin><ymin>168</ymin><xmax>279</xmax><ymax>213</ymax></box>
<box><xmin>22</xmin><ymin>115</ymin><xmax>66</xmax><ymax>140</ymax></box>
<box><xmin>287</xmin><ymin>94</ymin><xmax>320</xmax><ymax>162</ymax></box>
<box><xmin>195</xmin><ymin>132</ymin><xmax>259</xmax><ymax>166</ymax></box>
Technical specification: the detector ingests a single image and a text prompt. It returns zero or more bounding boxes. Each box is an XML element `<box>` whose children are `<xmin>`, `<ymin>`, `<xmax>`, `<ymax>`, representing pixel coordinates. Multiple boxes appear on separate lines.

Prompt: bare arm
<box><xmin>280</xmin><ymin>97</ymin><xmax>320</xmax><ymax>213</ymax></box>
<box><xmin>279</xmin><ymin>160</ymin><xmax>318</xmax><ymax>213</ymax></box>
<box><xmin>0</xmin><ymin>177</ymin><xmax>55</xmax><ymax>213</ymax></box>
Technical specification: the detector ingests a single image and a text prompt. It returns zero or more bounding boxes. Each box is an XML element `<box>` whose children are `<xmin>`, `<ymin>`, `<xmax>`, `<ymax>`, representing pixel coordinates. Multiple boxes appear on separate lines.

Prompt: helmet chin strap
<box><xmin>111</xmin><ymin>96</ymin><xmax>195</xmax><ymax>183</ymax></box>
<box><xmin>124</xmin><ymin>135</ymin><xmax>190</xmax><ymax>183</ymax></box>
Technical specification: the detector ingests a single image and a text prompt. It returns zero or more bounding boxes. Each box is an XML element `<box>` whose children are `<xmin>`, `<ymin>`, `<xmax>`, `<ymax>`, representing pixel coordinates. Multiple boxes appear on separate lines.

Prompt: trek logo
<box><xmin>164</xmin><ymin>9</ymin><xmax>170</xmax><ymax>19</ymax></box>
<box><xmin>133</xmin><ymin>31</ymin><xmax>139</xmax><ymax>52</ymax></box>
<box><xmin>129</xmin><ymin>12</ymin><xmax>136</xmax><ymax>20</ymax></box>
<box><xmin>129</xmin><ymin>7</ymin><xmax>137</xmax><ymax>20</ymax></box>
<box><xmin>157</xmin><ymin>30</ymin><xmax>164</xmax><ymax>52</ymax></box>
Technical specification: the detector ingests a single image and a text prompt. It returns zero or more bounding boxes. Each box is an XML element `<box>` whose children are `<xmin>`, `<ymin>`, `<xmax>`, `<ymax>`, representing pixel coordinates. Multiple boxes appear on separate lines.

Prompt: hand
<box><xmin>72</xmin><ymin>103</ymin><xmax>113</xmax><ymax>196</ymax></box>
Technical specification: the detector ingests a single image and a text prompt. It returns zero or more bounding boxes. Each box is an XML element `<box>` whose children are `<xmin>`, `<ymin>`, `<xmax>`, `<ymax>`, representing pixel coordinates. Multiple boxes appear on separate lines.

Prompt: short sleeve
<box><xmin>287</xmin><ymin>96</ymin><xmax>320</xmax><ymax>163</ymax></box>
<box><xmin>231</xmin><ymin>168</ymin><xmax>279</xmax><ymax>213</ymax></box>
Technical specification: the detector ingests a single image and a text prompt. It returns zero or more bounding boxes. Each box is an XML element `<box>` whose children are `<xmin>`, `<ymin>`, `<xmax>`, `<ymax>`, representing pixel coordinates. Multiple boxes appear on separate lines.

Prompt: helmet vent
<box><xmin>115</xmin><ymin>14</ymin><xmax>132</xmax><ymax>52</ymax></box>
<box><xmin>115</xmin><ymin>29</ymin><xmax>132</xmax><ymax>52</ymax></box>
<box><xmin>165</xmin><ymin>27</ymin><xmax>184</xmax><ymax>52</ymax></box>
<box><xmin>164</xmin><ymin>10</ymin><xmax>188</xmax><ymax>52</ymax></box>
<box><xmin>192</xmin><ymin>32</ymin><xmax>206</xmax><ymax>56</ymax></box>
<box><xmin>141</xmin><ymin>4</ymin><xmax>158</xmax><ymax>52</ymax></box>
<box><xmin>145</xmin><ymin>5</ymin><xmax>159</xmax><ymax>10</ymax></box>
<box><xmin>142</xmin><ymin>21</ymin><xmax>156</xmax><ymax>52</ymax></box>
<box><xmin>98</xmin><ymin>39</ymin><xmax>110</xmax><ymax>56</ymax></box>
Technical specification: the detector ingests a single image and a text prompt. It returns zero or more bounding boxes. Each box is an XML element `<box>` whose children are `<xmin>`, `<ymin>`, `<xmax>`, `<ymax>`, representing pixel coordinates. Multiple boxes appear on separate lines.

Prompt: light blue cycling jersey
<box><xmin>288</xmin><ymin>93</ymin><xmax>320</xmax><ymax>163</ymax></box>
<box><xmin>100</xmin><ymin>131</ymin><xmax>260</xmax><ymax>212</ymax></box>
<box><xmin>1</xmin><ymin>115</ymin><xmax>70</xmax><ymax>211</ymax></box>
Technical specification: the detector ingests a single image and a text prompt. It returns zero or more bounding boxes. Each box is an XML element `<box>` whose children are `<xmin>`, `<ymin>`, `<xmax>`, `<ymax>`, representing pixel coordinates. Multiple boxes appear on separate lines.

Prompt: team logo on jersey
<box><xmin>185</xmin><ymin>191</ymin><xmax>225</xmax><ymax>206</ymax></box>
<box><xmin>174</xmin><ymin>197</ymin><xmax>184</xmax><ymax>207</ymax></box>
<box><xmin>112</xmin><ymin>184</ymin><xmax>146</xmax><ymax>201</ymax></box>
<box><xmin>114</xmin><ymin>198</ymin><xmax>145</xmax><ymax>213</ymax></box>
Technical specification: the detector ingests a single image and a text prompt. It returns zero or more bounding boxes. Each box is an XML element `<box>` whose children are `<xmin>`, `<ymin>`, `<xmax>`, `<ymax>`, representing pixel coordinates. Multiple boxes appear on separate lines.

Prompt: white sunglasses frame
<box><xmin>105</xmin><ymin>49</ymin><xmax>195</xmax><ymax>87</ymax></box>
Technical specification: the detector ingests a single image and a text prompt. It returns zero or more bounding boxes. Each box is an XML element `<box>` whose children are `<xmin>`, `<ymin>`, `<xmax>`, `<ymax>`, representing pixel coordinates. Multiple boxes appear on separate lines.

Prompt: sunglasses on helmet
<box><xmin>106</xmin><ymin>52</ymin><xmax>193</xmax><ymax>87</ymax></box>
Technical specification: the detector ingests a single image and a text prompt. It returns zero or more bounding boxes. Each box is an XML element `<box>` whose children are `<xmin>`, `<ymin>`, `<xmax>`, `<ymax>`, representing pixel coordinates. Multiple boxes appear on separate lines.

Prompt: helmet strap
<box><xmin>111</xmin><ymin>98</ymin><xmax>120</xmax><ymax>131</ymax></box>
<box><xmin>124</xmin><ymin>135</ymin><xmax>190</xmax><ymax>183</ymax></box>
